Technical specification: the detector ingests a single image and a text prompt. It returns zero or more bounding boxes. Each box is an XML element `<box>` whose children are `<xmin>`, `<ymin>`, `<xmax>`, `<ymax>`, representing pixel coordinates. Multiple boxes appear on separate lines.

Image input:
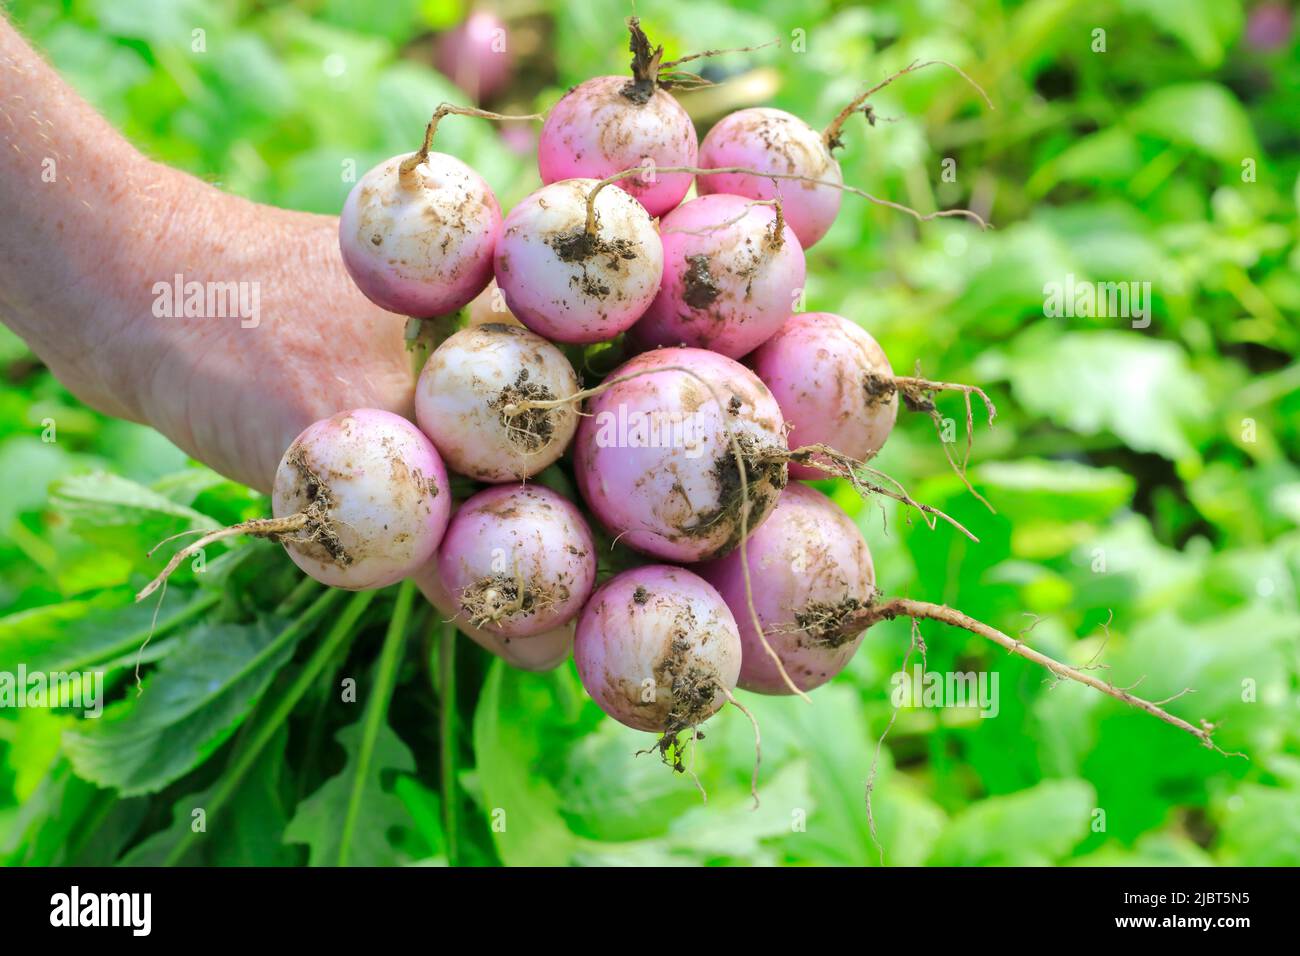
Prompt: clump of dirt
<box><xmin>653</xmin><ymin>616</ymin><xmax>723</xmax><ymax>772</ymax></box>
<box><xmin>682</xmin><ymin>254</ymin><xmax>721</xmax><ymax>308</ymax></box>
<box><xmin>795</xmin><ymin>595</ymin><xmax>868</xmax><ymax>648</ymax></box>
<box><xmin>633</xmin><ymin>585</ymin><xmax>650</xmax><ymax>605</ymax></box>
<box><xmin>281</xmin><ymin>445</ymin><xmax>351</xmax><ymax>566</ymax></box>
<box><xmin>865</xmin><ymin>370</ymin><xmax>934</xmax><ymax>413</ymax></box>
<box><xmin>549</xmin><ymin>227</ymin><xmax>641</xmax><ymax>302</ymax></box>
<box><xmin>681</xmin><ymin>432</ymin><xmax>788</xmax><ymax>558</ymax></box>
<box><xmin>549</xmin><ymin>228</ymin><xmax>640</xmax><ymax>267</ymax></box>
<box><xmin>489</xmin><ymin>368</ymin><xmax>557</xmax><ymax>452</ymax></box>
<box><xmin>862</xmin><ymin>372</ymin><xmax>896</xmax><ymax>405</ymax></box>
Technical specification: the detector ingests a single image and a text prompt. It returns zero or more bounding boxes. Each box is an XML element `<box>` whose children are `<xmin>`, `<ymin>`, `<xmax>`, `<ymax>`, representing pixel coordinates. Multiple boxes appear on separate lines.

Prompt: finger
<box><xmin>410</xmin><ymin>558</ymin><xmax>573</xmax><ymax>673</ymax></box>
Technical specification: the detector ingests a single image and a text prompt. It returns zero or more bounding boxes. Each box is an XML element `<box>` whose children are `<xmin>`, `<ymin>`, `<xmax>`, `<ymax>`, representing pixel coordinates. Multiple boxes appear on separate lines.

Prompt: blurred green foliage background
<box><xmin>1</xmin><ymin>0</ymin><xmax>1298</xmax><ymax>866</ymax></box>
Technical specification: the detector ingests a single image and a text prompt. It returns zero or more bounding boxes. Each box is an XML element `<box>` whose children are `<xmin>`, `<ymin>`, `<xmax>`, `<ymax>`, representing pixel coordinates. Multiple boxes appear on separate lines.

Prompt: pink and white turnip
<box><xmin>696</xmin><ymin>483</ymin><xmax>875</xmax><ymax>694</ymax></box>
<box><xmin>339</xmin><ymin>152</ymin><xmax>501</xmax><ymax>318</ymax></box>
<box><xmin>574</xmin><ymin>565</ymin><xmax>741</xmax><ymax>733</ymax></box>
<box><xmin>436</xmin><ymin>484</ymin><xmax>596</xmax><ymax>638</ymax></box>
<box><xmin>630</xmin><ymin>193</ymin><xmax>805</xmax><ymax>358</ymax></box>
<box><xmin>494</xmin><ymin>179</ymin><xmax>664</xmax><ymax>343</ymax></box>
<box><xmin>435</xmin><ymin>11</ymin><xmax>513</xmax><ymax>102</ymax></box>
<box><xmin>538</xmin><ymin>75</ymin><xmax>697</xmax><ymax>217</ymax></box>
<box><xmin>696</xmin><ymin>107</ymin><xmax>843</xmax><ymax>249</ymax></box>
<box><xmin>749</xmin><ymin>311</ymin><xmax>898</xmax><ymax>479</ymax></box>
<box><xmin>574</xmin><ymin>347</ymin><xmax>788</xmax><ymax>561</ymax></box>
<box><xmin>269</xmin><ymin>409</ymin><xmax>451</xmax><ymax>590</ymax></box>
<box><xmin>416</xmin><ymin>323</ymin><xmax>579</xmax><ymax>481</ymax></box>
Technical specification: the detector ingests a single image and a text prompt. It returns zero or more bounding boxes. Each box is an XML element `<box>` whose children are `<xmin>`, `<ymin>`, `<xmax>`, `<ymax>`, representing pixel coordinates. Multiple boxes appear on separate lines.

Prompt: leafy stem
<box><xmin>438</xmin><ymin>621</ymin><xmax>459</xmax><ymax>866</ymax></box>
<box><xmin>336</xmin><ymin>580</ymin><xmax>416</xmax><ymax>866</ymax></box>
<box><xmin>162</xmin><ymin>589</ymin><xmax>372</xmax><ymax>866</ymax></box>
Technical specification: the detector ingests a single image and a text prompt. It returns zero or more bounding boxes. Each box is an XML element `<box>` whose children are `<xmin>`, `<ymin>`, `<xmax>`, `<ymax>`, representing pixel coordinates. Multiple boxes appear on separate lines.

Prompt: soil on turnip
<box><xmin>795</xmin><ymin>595</ymin><xmax>868</xmax><ymax>648</ymax></box>
<box><xmin>488</xmin><ymin>367</ymin><xmax>558</xmax><ymax>453</ymax></box>
<box><xmin>279</xmin><ymin>445</ymin><xmax>353</xmax><ymax>567</ymax></box>
<box><xmin>680</xmin><ymin>431</ymin><xmax>787</xmax><ymax>559</ymax></box>
<box><xmin>459</xmin><ymin>571</ymin><xmax>567</xmax><ymax>629</ymax></box>
<box><xmin>651</xmin><ymin>604</ymin><xmax>727</xmax><ymax>771</ymax></box>
<box><xmin>682</xmin><ymin>253</ymin><xmax>721</xmax><ymax>308</ymax></box>
<box><xmin>549</xmin><ymin>226</ymin><xmax>641</xmax><ymax>302</ymax></box>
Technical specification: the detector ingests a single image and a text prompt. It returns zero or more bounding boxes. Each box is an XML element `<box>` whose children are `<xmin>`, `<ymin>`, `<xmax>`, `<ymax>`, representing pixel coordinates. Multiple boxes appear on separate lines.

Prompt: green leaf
<box><xmin>473</xmin><ymin>661</ymin><xmax>582</xmax><ymax>866</ymax></box>
<box><xmin>285</xmin><ymin>582</ymin><xmax>418</xmax><ymax>867</ymax></box>
<box><xmin>1130</xmin><ymin>83</ymin><xmax>1258</xmax><ymax>165</ymax></box>
<box><xmin>926</xmin><ymin>779</ymin><xmax>1097</xmax><ymax>865</ymax></box>
<box><xmin>1069</xmin><ymin>832</ymin><xmax>1215</xmax><ymax>866</ymax></box>
<box><xmin>1213</xmin><ymin>782</ymin><xmax>1300</xmax><ymax>866</ymax></box>
<box><xmin>573</xmin><ymin>762</ymin><xmax>813</xmax><ymax>866</ymax></box>
<box><xmin>63</xmin><ymin>591</ymin><xmax>341</xmax><ymax>795</ymax></box>
<box><xmin>283</xmin><ymin>719</ymin><xmax>416</xmax><ymax>866</ymax></box>
<box><xmin>0</xmin><ymin>587</ymin><xmax>218</xmax><ymax>674</ymax></box>
<box><xmin>122</xmin><ymin>726</ymin><xmax>297</xmax><ymax>866</ymax></box>
<box><xmin>1121</xmin><ymin>0</ymin><xmax>1242</xmax><ymax>67</ymax></box>
<box><xmin>49</xmin><ymin>472</ymin><xmax>219</xmax><ymax>568</ymax></box>
<box><xmin>122</xmin><ymin>592</ymin><xmax>374</xmax><ymax>865</ymax></box>
<box><xmin>1</xmin><ymin>761</ymin><xmax>129</xmax><ymax>866</ymax></box>
<box><xmin>1002</xmin><ymin>329</ymin><xmax>1211</xmax><ymax>459</ymax></box>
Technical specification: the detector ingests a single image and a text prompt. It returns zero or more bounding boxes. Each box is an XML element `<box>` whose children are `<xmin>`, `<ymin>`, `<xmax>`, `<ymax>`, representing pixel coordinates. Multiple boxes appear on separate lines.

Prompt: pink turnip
<box><xmin>415</xmin><ymin>323</ymin><xmax>579</xmax><ymax>481</ymax></box>
<box><xmin>749</xmin><ymin>311</ymin><xmax>898</xmax><ymax>479</ymax></box>
<box><xmin>436</xmin><ymin>485</ymin><xmax>595</xmax><ymax>638</ymax></box>
<box><xmin>696</xmin><ymin>483</ymin><xmax>875</xmax><ymax>694</ymax></box>
<box><xmin>269</xmin><ymin>409</ymin><xmax>451</xmax><ymax>589</ymax></box>
<box><xmin>538</xmin><ymin>75</ymin><xmax>697</xmax><ymax>218</ymax></box>
<box><xmin>413</xmin><ymin>556</ymin><xmax>573</xmax><ymax>671</ymax></box>
<box><xmin>536</xmin><ymin>17</ymin><xmax>701</xmax><ymax>217</ymax></box>
<box><xmin>339</xmin><ymin>152</ymin><xmax>501</xmax><ymax>318</ymax></box>
<box><xmin>573</xmin><ymin>347</ymin><xmax>788</xmax><ymax>561</ymax></box>
<box><xmin>434</xmin><ymin>11</ymin><xmax>513</xmax><ymax>102</ymax></box>
<box><xmin>629</xmin><ymin>193</ymin><xmax>805</xmax><ymax>358</ymax></box>
<box><xmin>494</xmin><ymin>178</ymin><xmax>663</xmax><ymax>343</ymax></box>
<box><xmin>137</xmin><ymin>409</ymin><xmax>451</xmax><ymax>600</ymax></box>
<box><xmin>574</xmin><ymin>565</ymin><xmax>741</xmax><ymax>734</ymax></box>
<box><xmin>696</xmin><ymin>107</ymin><xmax>843</xmax><ymax>249</ymax></box>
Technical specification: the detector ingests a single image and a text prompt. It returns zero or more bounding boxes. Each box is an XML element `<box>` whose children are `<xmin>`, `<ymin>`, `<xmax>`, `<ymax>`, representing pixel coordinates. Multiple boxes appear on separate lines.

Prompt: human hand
<box><xmin>0</xmin><ymin>16</ymin><xmax>570</xmax><ymax>671</ymax></box>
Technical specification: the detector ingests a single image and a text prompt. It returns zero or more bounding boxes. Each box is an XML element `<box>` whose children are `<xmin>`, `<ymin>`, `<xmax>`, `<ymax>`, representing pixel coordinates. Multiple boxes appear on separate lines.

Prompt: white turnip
<box><xmin>416</xmin><ymin>323</ymin><xmax>579</xmax><ymax>481</ymax></box>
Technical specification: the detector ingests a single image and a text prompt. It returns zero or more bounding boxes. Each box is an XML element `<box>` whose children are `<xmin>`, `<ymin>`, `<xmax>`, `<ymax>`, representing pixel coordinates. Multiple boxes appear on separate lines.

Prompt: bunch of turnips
<box><xmin>140</xmin><ymin>18</ymin><xmax>1225</xmax><ymax>778</ymax></box>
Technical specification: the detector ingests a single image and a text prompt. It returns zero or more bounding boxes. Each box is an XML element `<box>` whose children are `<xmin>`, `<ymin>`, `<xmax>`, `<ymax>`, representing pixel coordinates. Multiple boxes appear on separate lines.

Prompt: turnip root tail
<box><xmin>855</xmin><ymin>594</ymin><xmax>1244</xmax><ymax>756</ymax></box>
<box><xmin>582</xmin><ymin>163</ymin><xmax>992</xmax><ymax>235</ymax></box>
<box><xmin>135</xmin><ymin>511</ymin><xmax>319</xmax><ymax>603</ymax></box>
<box><xmin>789</xmin><ymin>443</ymin><xmax>981</xmax><ymax>541</ymax></box>
<box><xmin>875</xmin><ymin>370</ymin><xmax>998</xmax><ymax>512</ymax></box>
<box><xmin>822</xmin><ymin>58</ymin><xmax>995</xmax><ymax>151</ymax></box>
<box><xmin>719</xmin><ymin>683</ymin><xmax>762</xmax><ymax>809</ymax></box>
